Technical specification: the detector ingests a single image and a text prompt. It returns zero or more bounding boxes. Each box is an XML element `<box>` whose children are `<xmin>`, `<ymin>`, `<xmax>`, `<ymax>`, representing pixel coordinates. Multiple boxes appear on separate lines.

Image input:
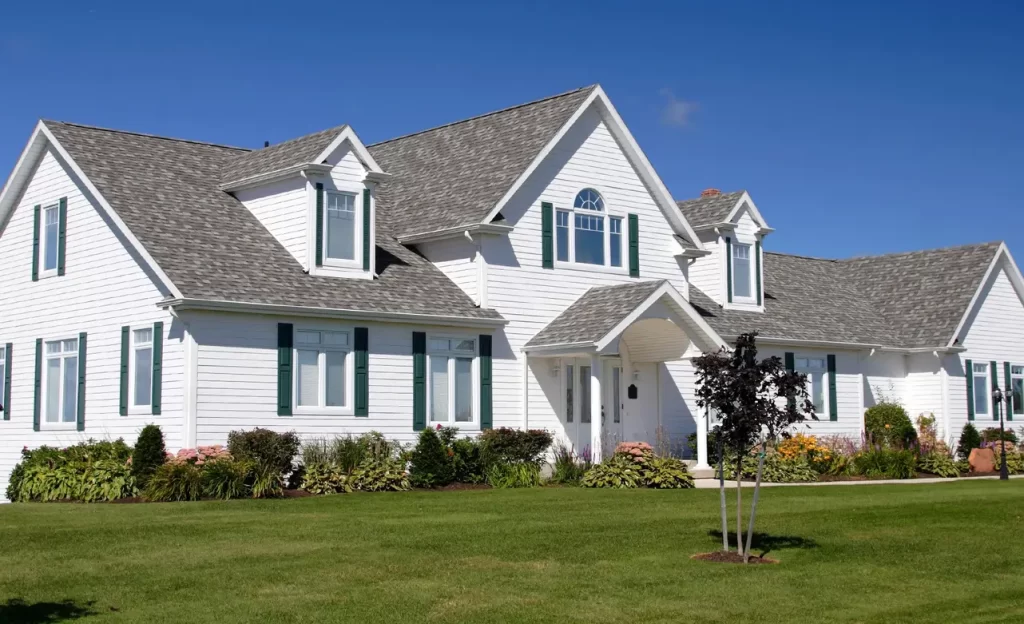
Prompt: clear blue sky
<box><xmin>2</xmin><ymin>1</ymin><xmax>1021</xmax><ymax>259</ymax></box>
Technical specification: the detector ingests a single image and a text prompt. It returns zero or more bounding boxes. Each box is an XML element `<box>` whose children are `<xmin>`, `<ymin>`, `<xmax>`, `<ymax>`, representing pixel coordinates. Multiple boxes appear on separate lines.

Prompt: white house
<box><xmin>1</xmin><ymin>84</ymin><xmax>1022</xmax><ymax>496</ymax></box>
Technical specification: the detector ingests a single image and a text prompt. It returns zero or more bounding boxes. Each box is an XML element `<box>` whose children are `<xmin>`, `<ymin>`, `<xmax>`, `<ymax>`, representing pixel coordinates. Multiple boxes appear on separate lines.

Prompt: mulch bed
<box><xmin>691</xmin><ymin>552</ymin><xmax>779</xmax><ymax>565</ymax></box>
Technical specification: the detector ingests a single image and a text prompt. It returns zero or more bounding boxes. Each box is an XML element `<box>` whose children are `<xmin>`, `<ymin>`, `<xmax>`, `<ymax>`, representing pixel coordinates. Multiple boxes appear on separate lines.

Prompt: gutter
<box><xmin>728</xmin><ymin>335</ymin><xmax>966</xmax><ymax>354</ymax></box>
<box><xmin>397</xmin><ymin>223</ymin><xmax>514</xmax><ymax>245</ymax></box>
<box><xmin>521</xmin><ymin>341</ymin><xmax>597</xmax><ymax>355</ymax></box>
<box><xmin>159</xmin><ymin>298</ymin><xmax>508</xmax><ymax>329</ymax></box>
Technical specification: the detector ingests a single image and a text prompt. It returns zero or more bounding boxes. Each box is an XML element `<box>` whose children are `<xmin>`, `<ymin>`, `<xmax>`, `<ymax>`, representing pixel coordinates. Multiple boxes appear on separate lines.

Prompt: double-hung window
<box><xmin>44</xmin><ymin>337</ymin><xmax>78</xmax><ymax>425</ymax></box>
<box><xmin>1012</xmin><ymin>365</ymin><xmax>1024</xmax><ymax>417</ymax></box>
<box><xmin>325</xmin><ymin>191</ymin><xmax>357</xmax><ymax>262</ymax></box>
<box><xmin>796</xmin><ymin>356</ymin><xmax>827</xmax><ymax>414</ymax></box>
<box><xmin>0</xmin><ymin>345</ymin><xmax>6</xmax><ymax>415</ymax></box>
<box><xmin>295</xmin><ymin>329</ymin><xmax>351</xmax><ymax>412</ymax></box>
<box><xmin>973</xmin><ymin>362</ymin><xmax>989</xmax><ymax>417</ymax></box>
<box><xmin>41</xmin><ymin>204</ymin><xmax>60</xmax><ymax>274</ymax></box>
<box><xmin>428</xmin><ymin>337</ymin><xmax>476</xmax><ymax>425</ymax></box>
<box><xmin>554</xmin><ymin>189</ymin><xmax>624</xmax><ymax>268</ymax></box>
<box><xmin>731</xmin><ymin>242</ymin><xmax>753</xmax><ymax>300</ymax></box>
<box><xmin>131</xmin><ymin>328</ymin><xmax>154</xmax><ymax>408</ymax></box>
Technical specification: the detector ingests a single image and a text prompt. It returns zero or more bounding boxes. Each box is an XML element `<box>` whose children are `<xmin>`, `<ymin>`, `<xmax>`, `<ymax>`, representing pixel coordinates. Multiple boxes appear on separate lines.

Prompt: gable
<box><xmin>959</xmin><ymin>262</ymin><xmax>1024</xmax><ymax>360</ymax></box>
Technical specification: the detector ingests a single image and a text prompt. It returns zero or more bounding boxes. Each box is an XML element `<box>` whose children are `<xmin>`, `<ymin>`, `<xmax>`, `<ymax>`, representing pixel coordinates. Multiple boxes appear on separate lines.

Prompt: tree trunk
<box><xmin>735</xmin><ymin>453</ymin><xmax>743</xmax><ymax>558</ymax></box>
<box><xmin>717</xmin><ymin>434</ymin><xmax>728</xmax><ymax>552</ymax></box>
<box><xmin>743</xmin><ymin>442</ymin><xmax>767</xmax><ymax>563</ymax></box>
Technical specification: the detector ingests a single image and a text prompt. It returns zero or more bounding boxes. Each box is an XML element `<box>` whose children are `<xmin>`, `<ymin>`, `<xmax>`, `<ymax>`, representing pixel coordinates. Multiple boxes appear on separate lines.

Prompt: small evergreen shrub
<box><xmin>956</xmin><ymin>423</ymin><xmax>982</xmax><ymax>461</ymax></box>
<box><xmin>409</xmin><ymin>428</ymin><xmax>456</xmax><ymax>488</ymax></box>
<box><xmin>227</xmin><ymin>428</ymin><xmax>300</xmax><ymax>476</ymax></box>
<box><xmin>479</xmin><ymin>428</ymin><xmax>553</xmax><ymax>468</ymax></box>
<box><xmin>131</xmin><ymin>424</ymin><xmax>166</xmax><ymax>490</ymax></box>
<box><xmin>485</xmin><ymin>462</ymin><xmax>541</xmax><ymax>488</ymax></box>
<box><xmin>864</xmin><ymin>402</ymin><xmax>917</xmax><ymax>448</ymax></box>
<box><xmin>146</xmin><ymin>462</ymin><xmax>203</xmax><ymax>502</ymax></box>
<box><xmin>981</xmin><ymin>427</ymin><xmax>1018</xmax><ymax>444</ymax></box>
<box><xmin>451</xmin><ymin>437</ymin><xmax>484</xmax><ymax>484</ymax></box>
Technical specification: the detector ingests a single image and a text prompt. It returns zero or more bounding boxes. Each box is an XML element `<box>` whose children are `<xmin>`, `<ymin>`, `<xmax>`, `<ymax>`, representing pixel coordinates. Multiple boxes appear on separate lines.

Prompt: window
<box><xmin>428</xmin><ymin>337</ymin><xmax>476</xmax><ymax>425</ymax></box>
<box><xmin>973</xmin><ymin>362</ymin><xmax>989</xmax><ymax>416</ymax></box>
<box><xmin>325</xmin><ymin>191</ymin><xmax>356</xmax><ymax>261</ymax></box>
<box><xmin>42</xmin><ymin>204</ymin><xmax>59</xmax><ymax>273</ymax></box>
<box><xmin>44</xmin><ymin>337</ymin><xmax>78</xmax><ymax>424</ymax></box>
<box><xmin>0</xmin><ymin>345</ymin><xmax>5</xmax><ymax>413</ymax></box>
<box><xmin>1013</xmin><ymin>365</ymin><xmax>1023</xmax><ymax>416</ymax></box>
<box><xmin>295</xmin><ymin>330</ymin><xmax>350</xmax><ymax>410</ymax></box>
<box><xmin>553</xmin><ymin>189</ymin><xmax>624</xmax><ymax>269</ymax></box>
<box><xmin>131</xmin><ymin>328</ymin><xmax>153</xmax><ymax>408</ymax></box>
<box><xmin>612</xmin><ymin>366</ymin><xmax>621</xmax><ymax>424</ymax></box>
<box><xmin>565</xmin><ymin>364</ymin><xmax>574</xmax><ymax>423</ymax></box>
<box><xmin>732</xmin><ymin>242</ymin><xmax>752</xmax><ymax>299</ymax></box>
<box><xmin>579</xmin><ymin>365</ymin><xmax>592</xmax><ymax>424</ymax></box>
<box><xmin>796</xmin><ymin>356</ymin><xmax>827</xmax><ymax>414</ymax></box>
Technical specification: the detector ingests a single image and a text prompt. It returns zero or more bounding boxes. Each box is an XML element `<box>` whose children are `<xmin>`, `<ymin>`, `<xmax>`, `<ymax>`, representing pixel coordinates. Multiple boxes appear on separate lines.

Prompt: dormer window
<box><xmin>325</xmin><ymin>191</ymin><xmax>357</xmax><ymax>261</ymax></box>
<box><xmin>554</xmin><ymin>189</ymin><xmax>624</xmax><ymax>268</ymax></box>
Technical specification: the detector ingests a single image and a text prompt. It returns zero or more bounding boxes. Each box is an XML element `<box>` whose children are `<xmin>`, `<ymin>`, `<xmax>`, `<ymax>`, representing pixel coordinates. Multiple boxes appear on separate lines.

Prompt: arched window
<box><xmin>555</xmin><ymin>188</ymin><xmax>622</xmax><ymax>267</ymax></box>
<box><xmin>574</xmin><ymin>188</ymin><xmax>604</xmax><ymax>212</ymax></box>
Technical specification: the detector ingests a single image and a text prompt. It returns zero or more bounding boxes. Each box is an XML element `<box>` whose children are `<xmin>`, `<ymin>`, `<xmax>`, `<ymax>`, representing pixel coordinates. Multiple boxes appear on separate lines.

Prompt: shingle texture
<box><xmin>219</xmin><ymin>124</ymin><xmax>348</xmax><ymax>186</ymax></box>
<box><xmin>689</xmin><ymin>242</ymin><xmax>1002</xmax><ymax>348</ymax></box>
<box><xmin>675</xmin><ymin>191</ymin><xmax>745</xmax><ymax>228</ymax></box>
<box><xmin>45</xmin><ymin>121</ymin><xmax>500</xmax><ymax>320</ymax></box>
<box><xmin>368</xmin><ymin>86</ymin><xmax>596</xmax><ymax>240</ymax></box>
<box><xmin>525</xmin><ymin>280</ymin><xmax>664</xmax><ymax>347</ymax></box>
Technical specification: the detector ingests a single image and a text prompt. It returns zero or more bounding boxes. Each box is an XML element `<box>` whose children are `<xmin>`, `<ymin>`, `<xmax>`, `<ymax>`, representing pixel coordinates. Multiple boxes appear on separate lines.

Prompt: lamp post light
<box><xmin>992</xmin><ymin>387</ymin><xmax>1009</xmax><ymax>481</ymax></box>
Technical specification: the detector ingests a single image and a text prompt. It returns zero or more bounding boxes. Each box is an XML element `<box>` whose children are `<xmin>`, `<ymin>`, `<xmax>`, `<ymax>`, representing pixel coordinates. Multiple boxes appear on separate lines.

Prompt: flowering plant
<box><xmin>613</xmin><ymin>441</ymin><xmax>654</xmax><ymax>464</ymax></box>
<box><xmin>166</xmin><ymin>445</ymin><xmax>232</xmax><ymax>466</ymax></box>
<box><xmin>777</xmin><ymin>433</ymin><xmax>831</xmax><ymax>462</ymax></box>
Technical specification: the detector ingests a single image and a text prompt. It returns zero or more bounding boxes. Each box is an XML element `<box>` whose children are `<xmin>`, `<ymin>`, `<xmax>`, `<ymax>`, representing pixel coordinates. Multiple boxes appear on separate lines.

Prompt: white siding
<box><xmin>688</xmin><ymin>231</ymin><xmax>722</xmax><ymax>303</ymax></box>
<box><xmin>0</xmin><ymin>147</ymin><xmax>184</xmax><ymax>498</ymax></box>
<box><xmin>418</xmin><ymin>238</ymin><xmax>478</xmax><ymax>304</ymax></box>
<box><xmin>759</xmin><ymin>346</ymin><xmax>864</xmax><ymax>438</ymax></box>
<box><xmin>235</xmin><ymin>177</ymin><xmax>307</xmax><ymax>268</ymax></box>
<box><xmin>906</xmin><ymin>353</ymin><xmax>944</xmax><ymax>429</ymax></box>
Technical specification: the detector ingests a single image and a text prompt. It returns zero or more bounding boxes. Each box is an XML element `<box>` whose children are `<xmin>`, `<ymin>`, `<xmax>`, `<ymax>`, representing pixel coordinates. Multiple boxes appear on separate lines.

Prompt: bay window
<box><xmin>44</xmin><ymin>337</ymin><xmax>78</xmax><ymax>425</ymax></box>
<box><xmin>295</xmin><ymin>329</ymin><xmax>351</xmax><ymax>412</ymax></box>
<box><xmin>554</xmin><ymin>188</ymin><xmax>624</xmax><ymax>268</ymax></box>
<box><xmin>428</xmin><ymin>337</ymin><xmax>476</xmax><ymax>425</ymax></box>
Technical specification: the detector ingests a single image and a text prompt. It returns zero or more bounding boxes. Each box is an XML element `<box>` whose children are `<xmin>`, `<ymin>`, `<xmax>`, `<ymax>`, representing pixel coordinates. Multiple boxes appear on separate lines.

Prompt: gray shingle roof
<box><xmin>369</xmin><ymin>86</ymin><xmax>596</xmax><ymax>240</ymax></box>
<box><xmin>525</xmin><ymin>280</ymin><xmax>664</xmax><ymax>348</ymax></box>
<box><xmin>675</xmin><ymin>191</ymin><xmax>745</xmax><ymax>228</ymax></box>
<box><xmin>688</xmin><ymin>242</ymin><xmax>1002</xmax><ymax>348</ymax></box>
<box><xmin>45</xmin><ymin>121</ymin><xmax>501</xmax><ymax>320</ymax></box>
<box><xmin>219</xmin><ymin>124</ymin><xmax>348</xmax><ymax>186</ymax></box>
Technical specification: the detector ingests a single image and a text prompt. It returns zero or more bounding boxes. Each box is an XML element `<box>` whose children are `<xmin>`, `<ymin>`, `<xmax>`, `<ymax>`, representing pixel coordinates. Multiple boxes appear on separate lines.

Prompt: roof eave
<box><xmin>220</xmin><ymin>163</ymin><xmax>333</xmax><ymax>192</ymax></box>
<box><xmin>397</xmin><ymin>223</ymin><xmax>514</xmax><ymax>245</ymax></box>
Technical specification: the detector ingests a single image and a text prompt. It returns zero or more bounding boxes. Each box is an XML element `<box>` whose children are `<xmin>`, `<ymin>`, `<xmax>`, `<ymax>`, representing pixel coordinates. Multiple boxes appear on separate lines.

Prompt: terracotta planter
<box><xmin>969</xmin><ymin>448</ymin><xmax>995</xmax><ymax>473</ymax></box>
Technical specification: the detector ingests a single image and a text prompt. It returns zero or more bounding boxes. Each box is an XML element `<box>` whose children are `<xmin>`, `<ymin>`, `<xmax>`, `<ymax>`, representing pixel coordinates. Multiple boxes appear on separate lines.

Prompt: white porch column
<box><xmin>590</xmin><ymin>353</ymin><xmax>603</xmax><ymax>463</ymax></box>
<box><xmin>695</xmin><ymin>409</ymin><xmax>710</xmax><ymax>470</ymax></box>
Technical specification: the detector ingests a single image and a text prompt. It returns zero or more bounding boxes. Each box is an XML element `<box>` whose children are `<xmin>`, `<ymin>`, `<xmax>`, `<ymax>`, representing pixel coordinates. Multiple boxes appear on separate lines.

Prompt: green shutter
<box><xmin>3</xmin><ymin>343</ymin><xmax>11</xmax><ymax>420</ymax></box>
<box><xmin>479</xmin><ymin>334</ymin><xmax>493</xmax><ymax>430</ymax></box>
<box><xmin>33</xmin><ymin>339</ymin><xmax>41</xmax><ymax>431</ymax></box>
<box><xmin>32</xmin><ymin>205</ymin><xmax>40</xmax><ymax>282</ymax></box>
<box><xmin>362</xmin><ymin>189</ymin><xmax>371</xmax><ymax>272</ymax></box>
<box><xmin>412</xmin><ymin>332</ymin><xmax>426</xmax><ymax>431</ymax></box>
<box><xmin>354</xmin><ymin>327</ymin><xmax>369</xmax><ymax>417</ymax></box>
<box><xmin>119</xmin><ymin>326</ymin><xmax>129</xmax><ymax>416</ymax></box>
<box><xmin>827</xmin><ymin>354</ymin><xmax>838</xmax><ymax>421</ymax></box>
<box><xmin>277</xmin><ymin>323</ymin><xmax>293</xmax><ymax>416</ymax></box>
<box><xmin>755</xmin><ymin>240</ymin><xmax>762</xmax><ymax>306</ymax></box>
<box><xmin>315</xmin><ymin>183</ymin><xmax>324</xmax><ymax>267</ymax></box>
<box><xmin>152</xmin><ymin>322</ymin><xmax>163</xmax><ymax>415</ymax></box>
<box><xmin>628</xmin><ymin>213</ymin><xmax>640</xmax><ymax>278</ymax></box>
<box><xmin>725</xmin><ymin>237</ymin><xmax>733</xmax><ymax>303</ymax></box>
<box><xmin>1003</xmin><ymin>358</ymin><xmax>1011</xmax><ymax>420</ymax></box>
<box><xmin>541</xmin><ymin>202</ymin><xmax>553</xmax><ymax>269</ymax></box>
<box><xmin>785</xmin><ymin>352</ymin><xmax>795</xmax><ymax>410</ymax></box>
<box><xmin>966</xmin><ymin>359</ymin><xmax>975</xmax><ymax>421</ymax></box>
<box><xmin>76</xmin><ymin>332</ymin><xmax>87</xmax><ymax>432</ymax></box>
<box><xmin>57</xmin><ymin>197</ymin><xmax>67</xmax><ymax>276</ymax></box>
<box><xmin>991</xmin><ymin>361</ymin><xmax>999</xmax><ymax>421</ymax></box>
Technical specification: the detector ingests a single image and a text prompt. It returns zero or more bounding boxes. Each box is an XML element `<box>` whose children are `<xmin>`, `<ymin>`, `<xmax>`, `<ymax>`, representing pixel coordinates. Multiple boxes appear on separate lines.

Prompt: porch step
<box><xmin>683</xmin><ymin>460</ymin><xmax>715</xmax><ymax>480</ymax></box>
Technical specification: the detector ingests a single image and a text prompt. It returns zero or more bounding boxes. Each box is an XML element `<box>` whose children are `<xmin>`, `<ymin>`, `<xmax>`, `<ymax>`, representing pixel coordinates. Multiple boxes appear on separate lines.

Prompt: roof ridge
<box><xmin>841</xmin><ymin>240</ymin><xmax>1003</xmax><ymax>262</ymax></box>
<box><xmin>43</xmin><ymin>120</ymin><xmax>251</xmax><ymax>152</ymax></box>
<box><xmin>675</xmin><ymin>190</ymin><xmax>745</xmax><ymax>205</ymax></box>
<box><xmin>368</xmin><ymin>85</ymin><xmax>597</xmax><ymax>148</ymax></box>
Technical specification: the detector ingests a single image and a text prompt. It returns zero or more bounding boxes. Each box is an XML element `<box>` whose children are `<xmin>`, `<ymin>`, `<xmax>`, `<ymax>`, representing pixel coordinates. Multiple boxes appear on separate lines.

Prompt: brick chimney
<box><xmin>700</xmin><ymin>188</ymin><xmax>722</xmax><ymax>198</ymax></box>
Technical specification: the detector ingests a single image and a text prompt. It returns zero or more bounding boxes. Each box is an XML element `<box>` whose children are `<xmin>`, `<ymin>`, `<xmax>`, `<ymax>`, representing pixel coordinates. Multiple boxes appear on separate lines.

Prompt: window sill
<box><xmin>127</xmin><ymin>406</ymin><xmax>153</xmax><ymax>416</ymax></box>
<box><xmin>39</xmin><ymin>422</ymin><xmax>79</xmax><ymax>431</ymax></box>
<box><xmin>292</xmin><ymin>407</ymin><xmax>355</xmax><ymax>417</ymax></box>
<box><xmin>428</xmin><ymin>422</ymin><xmax>479</xmax><ymax>432</ymax></box>
<box><xmin>552</xmin><ymin>261</ymin><xmax>628</xmax><ymax>275</ymax></box>
<box><xmin>38</xmin><ymin>269</ymin><xmax>59</xmax><ymax>280</ymax></box>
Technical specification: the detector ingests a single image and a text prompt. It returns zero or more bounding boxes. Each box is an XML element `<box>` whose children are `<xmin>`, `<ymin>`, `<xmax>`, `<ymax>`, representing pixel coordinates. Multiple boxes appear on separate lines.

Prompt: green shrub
<box><xmin>301</xmin><ymin>463</ymin><xmax>349</xmax><ymax>495</ymax></box>
<box><xmin>131</xmin><ymin>424</ymin><xmax>166</xmax><ymax>490</ymax></box>
<box><xmin>853</xmin><ymin>448</ymin><xmax>916</xmax><ymax>479</ymax></box>
<box><xmin>249</xmin><ymin>461</ymin><xmax>285</xmax><ymax>498</ymax></box>
<box><xmin>549</xmin><ymin>443</ymin><xmax>590</xmax><ymax>485</ymax></box>
<box><xmin>981</xmin><ymin>427</ymin><xmax>1018</xmax><ymax>444</ymax></box>
<box><xmin>581</xmin><ymin>455</ymin><xmax>643</xmax><ymax>488</ymax></box>
<box><xmin>723</xmin><ymin>452</ymin><xmax>818</xmax><ymax>483</ymax></box>
<box><xmin>409</xmin><ymin>428</ymin><xmax>456</xmax><ymax>488</ymax></box>
<box><xmin>10</xmin><ymin>440</ymin><xmax>136</xmax><ymax>502</ymax></box>
<box><xmin>641</xmin><ymin>457</ymin><xmax>695</xmax><ymax>489</ymax></box>
<box><xmin>956</xmin><ymin>423</ymin><xmax>982</xmax><ymax>461</ymax></box>
<box><xmin>227</xmin><ymin>428</ymin><xmax>300</xmax><ymax>477</ymax></box>
<box><xmin>451</xmin><ymin>437</ymin><xmax>484</xmax><ymax>484</ymax></box>
<box><xmin>351</xmin><ymin>457</ymin><xmax>411</xmax><ymax>492</ymax></box>
<box><xmin>485</xmin><ymin>462</ymin><xmax>541</xmax><ymax>488</ymax></box>
<box><xmin>917</xmin><ymin>452</ymin><xmax>960</xmax><ymax>478</ymax></box>
<box><xmin>201</xmin><ymin>459</ymin><xmax>250</xmax><ymax>500</ymax></box>
<box><xmin>146</xmin><ymin>462</ymin><xmax>203</xmax><ymax>502</ymax></box>
<box><xmin>864</xmin><ymin>402</ymin><xmax>917</xmax><ymax>448</ymax></box>
<box><xmin>992</xmin><ymin>450</ymin><xmax>1024</xmax><ymax>475</ymax></box>
<box><xmin>479</xmin><ymin>428</ymin><xmax>553</xmax><ymax>468</ymax></box>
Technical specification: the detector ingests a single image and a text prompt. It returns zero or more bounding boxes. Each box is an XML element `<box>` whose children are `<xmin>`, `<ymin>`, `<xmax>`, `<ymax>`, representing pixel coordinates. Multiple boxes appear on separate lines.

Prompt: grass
<box><xmin>2</xmin><ymin>481</ymin><xmax>1024</xmax><ymax>623</ymax></box>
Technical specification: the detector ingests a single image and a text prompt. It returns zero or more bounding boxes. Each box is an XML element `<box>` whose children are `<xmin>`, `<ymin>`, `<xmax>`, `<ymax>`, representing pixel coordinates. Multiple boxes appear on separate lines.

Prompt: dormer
<box><xmin>220</xmin><ymin>125</ymin><xmax>388</xmax><ymax>280</ymax></box>
<box><xmin>676</xmin><ymin>189</ymin><xmax>772</xmax><ymax>312</ymax></box>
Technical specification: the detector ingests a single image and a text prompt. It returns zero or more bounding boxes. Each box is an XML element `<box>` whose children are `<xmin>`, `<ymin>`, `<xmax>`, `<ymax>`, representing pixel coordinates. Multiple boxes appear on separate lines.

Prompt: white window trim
<box><xmin>39</xmin><ymin>203</ymin><xmax>60</xmax><ymax>279</ymax></box>
<box><xmin>426</xmin><ymin>334</ymin><xmax>479</xmax><ymax>429</ymax></box>
<box><xmin>730</xmin><ymin>240</ymin><xmax>756</xmax><ymax>304</ymax></box>
<box><xmin>322</xmin><ymin>189</ymin><xmax>362</xmax><ymax>270</ymax></box>
<box><xmin>973</xmin><ymin>362</ymin><xmax>990</xmax><ymax>416</ymax></box>
<box><xmin>1011</xmin><ymin>365</ymin><xmax>1024</xmax><ymax>416</ymax></box>
<box><xmin>292</xmin><ymin>326</ymin><xmax>355</xmax><ymax>416</ymax></box>
<box><xmin>41</xmin><ymin>334</ymin><xmax>79</xmax><ymax>430</ymax></box>
<box><xmin>795</xmin><ymin>355</ymin><xmax>828</xmax><ymax>418</ymax></box>
<box><xmin>0</xmin><ymin>345</ymin><xmax>6</xmax><ymax>417</ymax></box>
<box><xmin>552</xmin><ymin>189</ymin><xmax>627</xmax><ymax>273</ymax></box>
<box><xmin>128</xmin><ymin>326</ymin><xmax>154</xmax><ymax>415</ymax></box>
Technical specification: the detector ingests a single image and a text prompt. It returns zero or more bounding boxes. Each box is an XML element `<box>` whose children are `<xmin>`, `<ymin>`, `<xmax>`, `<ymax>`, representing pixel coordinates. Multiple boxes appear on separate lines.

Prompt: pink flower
<box><xmin>436</xmin><ymin>424</ymin><xmax>442</xmax><ymax>430</ymax></box>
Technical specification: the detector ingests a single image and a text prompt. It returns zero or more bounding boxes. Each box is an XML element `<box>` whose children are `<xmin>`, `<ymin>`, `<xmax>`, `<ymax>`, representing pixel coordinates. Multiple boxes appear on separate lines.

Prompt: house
<box><xmin>1</xmin><ymin>85</ymin><xmax>1022</xmax><ymax>497</ymax></box>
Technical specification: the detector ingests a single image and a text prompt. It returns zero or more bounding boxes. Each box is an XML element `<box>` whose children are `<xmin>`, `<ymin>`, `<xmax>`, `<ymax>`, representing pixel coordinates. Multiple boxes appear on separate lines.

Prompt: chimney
<box><xmin>264</xmin><ymin>140</ymin><xmax>270</xmax><ymax>148</ymax></box>
<box><xmin>700</xmin><ymin>188</ymin><xmax>722</xmax><ymax>198</ymax></box>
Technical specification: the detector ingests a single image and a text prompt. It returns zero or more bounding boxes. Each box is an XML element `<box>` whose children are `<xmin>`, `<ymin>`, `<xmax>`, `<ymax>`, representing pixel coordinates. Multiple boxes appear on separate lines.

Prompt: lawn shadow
<box><xmin>708</xmin><ymin>530</ymin><xmax>818</xmax><ymax>557</ymax></box>
<box><xmin>0</xmin><ymin>598</ymin><xmax>98</xmax><ymax>622</ymax></box>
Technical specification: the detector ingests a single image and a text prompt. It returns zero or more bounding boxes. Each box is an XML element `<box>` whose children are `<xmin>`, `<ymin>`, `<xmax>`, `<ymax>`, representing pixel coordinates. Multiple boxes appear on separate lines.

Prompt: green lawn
<box><xmin>2</xmin><ymin>481</ymin><xmax>1023</xmax><ymax>623</ymax></box>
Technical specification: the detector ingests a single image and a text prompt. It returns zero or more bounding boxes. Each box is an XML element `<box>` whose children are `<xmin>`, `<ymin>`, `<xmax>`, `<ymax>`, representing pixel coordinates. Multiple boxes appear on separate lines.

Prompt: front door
<box><xmin>562</xmin><ymin>359</ymin><xmax>593</xmax><ymax>459</ymax></box>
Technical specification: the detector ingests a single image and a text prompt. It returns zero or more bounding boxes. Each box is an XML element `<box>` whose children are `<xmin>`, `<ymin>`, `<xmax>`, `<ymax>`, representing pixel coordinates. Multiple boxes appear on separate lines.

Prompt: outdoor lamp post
<box><xmin>992</xmin><ymin>387</ymin><xmax>1009</xmax><ymax>481</ymax></box>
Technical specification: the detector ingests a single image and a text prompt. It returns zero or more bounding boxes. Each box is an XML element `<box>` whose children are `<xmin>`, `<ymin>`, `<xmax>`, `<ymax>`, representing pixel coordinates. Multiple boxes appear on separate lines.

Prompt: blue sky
<box><xmin>1</xmin><ymin>0</ymin><xmax>1021</xmax><ymax>259</ymax></box>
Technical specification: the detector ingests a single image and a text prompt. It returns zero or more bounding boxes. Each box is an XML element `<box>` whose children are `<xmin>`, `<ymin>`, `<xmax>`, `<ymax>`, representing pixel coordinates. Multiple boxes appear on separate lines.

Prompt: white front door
<box><xmin>562</xmin><ymin>359</ymin><xmax>594</xmax><ymax>459</ymax></box>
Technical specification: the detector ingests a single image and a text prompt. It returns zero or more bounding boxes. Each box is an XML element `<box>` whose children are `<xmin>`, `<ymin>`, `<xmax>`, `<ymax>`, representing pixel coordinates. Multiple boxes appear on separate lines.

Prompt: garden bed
<box><xmin>691</xmin><ymin>552</ymin><xmax>778</xmax><ymax>564</ymax></box>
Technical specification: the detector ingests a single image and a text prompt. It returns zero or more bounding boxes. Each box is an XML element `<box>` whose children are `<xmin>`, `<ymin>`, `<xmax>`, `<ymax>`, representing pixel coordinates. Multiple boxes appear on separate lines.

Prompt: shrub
<box><xmin>9</xmin><ymin>440</ymin><xmax>136</xmax><ymax>502</ymax></box>
<box><xmin>723</xmin><ymin>451</ymin><xmax>818</xmax><ymax>483</ymax></box>
<box><xmin>956</xmin><ymin>423</ymin><xmax>982</xmax><ymax>461</ymax></box>
<box><xmin>852</xmin><ymin>448</ymin><xmax>916</xmax><ymax>479</ymax></box>
<box><xmin>146</xmin><ymin>462</ymin><xmax>203</xmax><ymax>502</ymax></box>
<box><xmin>917</xmin><ymin>452</ymin><xmax>960</xmax><ymax>478</ymax></box>
<box><xmin>302</xmin><ymin>464</ymin><xmax>349</xmax><ymax>495</ymax></box>
<box><xmin>201</xmin><ymin>458</ymin><xmax>250</xmax><ymax>500</ymax></box>
<box><xmin>981</xmin><ymin>427</ymin><xmax>1018</xmax><ymax>444</ymax></box>
<box><xmin>992</xmin><ymin>449</ymin><xmax>1024</xmax><ymax>475</ymax></box>
<box><xmin>864</xmin><ymin>402</ymin><xmax>916</xmax><ymax>448</ymax></box>
<box><xmin>131</xmin><ymin>425</ymin><xmax>166</xmax><ymax>490</ymax></box>
<box><xmin>581</xmin><ymin>455</ymin><xmax>643</xmax><ymax>488</ymax></box>
<box><xmin>582</xmin><ymin>444</ymin><xmax>694</xmax><ymax>488</ymax></box>
<box><xmin>486</xmin><ymin>462</ymin><xmax>542</xmax><ymax>488</ymax></box>
<box><xmin>408</xmin><ymin>428</ymin><xmax>456</xmax><ymax>488</ymax></box>
<box><xmin>249</xmin><ymin>461</ymin><xmax>285</xmax><ymax>498</ymax></box>
<box><xmin>549</xmin><ymin>443</ymin><xmax>590</xmax><ymax>485</ymax></box>
<box><xmin>351</xmin><ymin>457</ymin><xmax>411</xmax><ymax>492</ymax></box>
<box><xmin>451</xmin><ymin>437</ymin><xmax>484</xmax><ymax>484</ymax></box>
<box><xmin>641</xmin><ymin>457</ymin><xmax>695</xmax><ymax>489</ymax></box>
<box><xmin>227</xmin><ymin>428</ymin><xmax>300</xmax><ymax>477</ymax></box>
<box><xmin>479</xmin><ymin>428</ymin><xmax>553</xmax><ymax>468</ymax></box>
<box><xmin>167</xmin><ymin>445</ymin><xmax>232</xmax><ymax>466</ymax></box>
